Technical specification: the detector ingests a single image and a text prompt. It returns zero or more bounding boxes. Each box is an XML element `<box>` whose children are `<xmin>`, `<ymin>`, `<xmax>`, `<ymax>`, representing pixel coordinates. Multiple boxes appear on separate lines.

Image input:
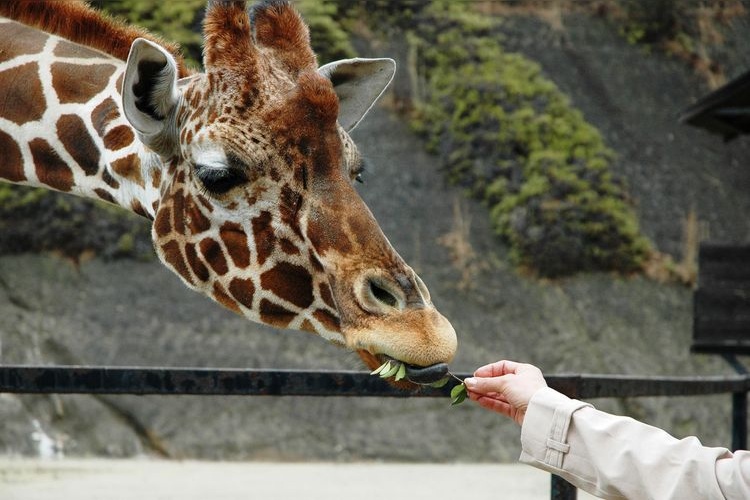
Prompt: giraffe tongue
<box><xmin>405</xmin><ymin>362</ymin><xmax>449</xmax><ymax>385</ymax></box>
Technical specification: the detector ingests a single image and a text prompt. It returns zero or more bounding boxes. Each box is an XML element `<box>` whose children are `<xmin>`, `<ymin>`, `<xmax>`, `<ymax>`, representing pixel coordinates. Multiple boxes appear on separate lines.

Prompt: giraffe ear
<box><xmin>318</xmin><ymin>58</ymin><xmax>395</xmax><ymax>132</ymax></box>
<box><xmin>122</xmin><ymin>38</ymin><xmax>180</xmax><ymax>152</ymax></box>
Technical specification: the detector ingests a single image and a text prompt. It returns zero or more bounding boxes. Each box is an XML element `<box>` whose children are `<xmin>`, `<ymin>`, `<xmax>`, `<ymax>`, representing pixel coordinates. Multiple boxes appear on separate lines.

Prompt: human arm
<box><xmin>465</xmin><ymin>361</ymin><xmax>750</xmax><ymax>500</ymax></box>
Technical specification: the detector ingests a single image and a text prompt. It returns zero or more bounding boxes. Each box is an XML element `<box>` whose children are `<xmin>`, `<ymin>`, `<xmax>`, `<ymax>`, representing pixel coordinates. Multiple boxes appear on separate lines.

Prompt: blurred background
<box><xmin>1</xmin><ymin>0</ymin><xmax>750</xmax><ymax>463</ymax></box>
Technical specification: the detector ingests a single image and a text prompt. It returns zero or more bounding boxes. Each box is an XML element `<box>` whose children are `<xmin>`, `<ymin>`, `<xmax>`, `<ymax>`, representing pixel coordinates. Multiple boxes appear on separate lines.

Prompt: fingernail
<box><xmin>464</xmin><ymin>377</ymin><xmax>476</xmax><ymax>388</ymax></box>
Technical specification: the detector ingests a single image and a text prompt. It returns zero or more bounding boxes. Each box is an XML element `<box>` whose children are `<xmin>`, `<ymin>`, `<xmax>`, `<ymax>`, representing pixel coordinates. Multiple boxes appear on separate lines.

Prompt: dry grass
<box><xmin>643</xmin><ymin>208</ymin><xmax>706</xmax><ymax>286</ymax></box>
<box><xmin>437</xmin><ymin>198</ymin><xmax>487</xmax><ymax>290</ymax></box>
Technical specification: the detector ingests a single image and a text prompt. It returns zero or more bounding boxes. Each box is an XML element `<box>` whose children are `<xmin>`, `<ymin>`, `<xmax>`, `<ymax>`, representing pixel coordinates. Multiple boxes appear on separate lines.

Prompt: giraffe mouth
<box><xmin>376</xmin><ymin>354</ymin><xmax>450</xmax><ymax>385</ymax></box>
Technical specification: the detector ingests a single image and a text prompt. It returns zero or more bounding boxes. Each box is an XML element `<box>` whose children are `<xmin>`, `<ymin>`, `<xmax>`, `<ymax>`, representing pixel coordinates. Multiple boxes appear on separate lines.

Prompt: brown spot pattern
<box><xmin>94</xmin><ymin>188</ymin><xmax>116</xmax><ymax>204</ymax></box>
<box><xmin>0</xmin><ymin>62</ymin><xmax>45</xmax><ymax>125</ymax></box>
<box><xmin>56</xmin><ymin>114</ymin><xmax>100</xmax><ymax>175</ymax></box>
<box><xmin>279</xmin><ymin>238</ymin><xmax>299</xmax><ymax>255</ymax></box>
<box><xmin>307</xmin><ymin>208</ymin><xmax>354</xmax><ymax>256</ymax></box>
<box><xmin>313</xmin><ymin>309</ymin><xmax>340</xmax><ymax>332</ymax></box>
<box><xmin>160</xmin><ymin>240</ymin><xmax>193</xmax><ymax>286</ymax></box>
<box><xmin>111</xmin><ymin>154</ymin><xmax>142</xmax><ymax>185</ymax></box>
<box><xmin>213</xmin><ymin>282</ymin><xmax>240</xmax><ymax>313</ymax></box>
<box><xmin>151</xmin><ymin>168</ymin><xmax>162</xmax><ymax>189</ymax></box>
<box><xmin>0</xmin><ymin>22</ymin><xmax>48</xmax><ymax>63</ymax></box>
<box><xmin>197</xmin><ymin>195</ymin><xmax>213</xmax><ymax>212</ymax></box>
<box><xmin>251</xmin><ymin>211</ymin><xmax>275</xmax><ymax>265</ymax></box>
<box><xmin>103</xmin><ymin>125</ymin><xmax>135</xmax><ymax>151</ymax></box>
<box><xmin>279</xmin><ymin>184</ymin><xmax>303</xmax><ymax>238</ymax></box>
<box><xmin>200</xmin><ymin>238</ymin><xmax>229</xmax><ymax>275</ymax></box>
<box><xmin>319</xmin><ymin>282</ymin><xmax>336</xmax><ymax>310</ymax></box>
<box><xmin>229</xmin><ymin>277</ymin><xmax>255</xmax><ymax>309</ymax></box>
<box><xmin>259</xmin><ymin>299</ymin><xmax>294</xmax><ymax>328</ymax></box>
<box><xmin>186</xmin><ymin>197</ymin><xmax>211</xmax><ymax>234</ymax></box>
<box><xmin>185</xmin><ymin>243</ymin><xmax>209</xmax><ymax>282</ymax></box>
<box><xmin>171</xmin><ymin>189</ymin><xmax>186</xmax><ymax>234</ymax></box>
<box><xmin>101</xmin><ymin>167</ymin><xmax>120</xmax><ymax>189</ymax></box>
<box><xmin>30</xmin><ymin>138</ymin><xmax>73</xmax><ymax>192</ymax></box>
<box><xmin>52</xmin><ymin>62</ymin><xmax>116</xmax><ymax>104</ymax></box>
<box><xmin>309</xmin><ymin>250</ymin><xmax>325</xmax><ymax>273</ymax></box>
<box><xmin>154</xmin><ymin>206</ymin><xmax>172</xmax><ymax>237</ymax></box>
<box><xmin>220</xmin><ymin>222</ymin><xmax>250</xmax><ymax>268</ymax></box>
<box><xmin>53</xmin><ymin>39</ymin><xmax>99</xmax><ymax>59</ymax></box>
<box><xmin>260</xmin><ymin>262</ymin><xmax>314</xmax><ymax>309</ymax></box>
<box><xmin>0</xmin><ymin>129</ymin><xmax>25</xmax><ymax>182</ymax></box>
<box><xmin>91</xmin><ymin>97</ymin><xmax>119</xmax><ymax>137</ymax></box>
<box><xmin>131</xmin><ymin>200</ymin><xmax>151</xmax><ymax>219</ymax></box>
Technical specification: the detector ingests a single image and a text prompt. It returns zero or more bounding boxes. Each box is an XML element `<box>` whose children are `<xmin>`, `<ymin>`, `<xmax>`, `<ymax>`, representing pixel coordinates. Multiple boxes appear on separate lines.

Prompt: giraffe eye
<box><xmin>195</xmin><ymin>164</ymin><xmax>247</xmax><ymax>196</ymax></box>
<box><xmin>352</xmin><ymin>162</ymin><xmax>366</xmax><ymax>184</ymax></box>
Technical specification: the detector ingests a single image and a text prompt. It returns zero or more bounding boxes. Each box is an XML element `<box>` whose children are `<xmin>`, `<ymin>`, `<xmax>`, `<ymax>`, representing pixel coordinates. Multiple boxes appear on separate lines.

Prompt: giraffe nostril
<box><xmin>369</xmin><ymin>280</ymin><xmax>399</xmax><ymax>308</ymax></box>
<box><xmin>360</xmin><ymin>277</ymin><xmax>405</xmax><ymax>313</ymax></box>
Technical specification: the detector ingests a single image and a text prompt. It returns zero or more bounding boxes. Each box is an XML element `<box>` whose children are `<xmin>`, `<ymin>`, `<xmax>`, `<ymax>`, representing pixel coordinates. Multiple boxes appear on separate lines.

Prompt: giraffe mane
<box><xmin>0</xmin><ymin>0</ymin><xmax>192</xmax><ymax>78</ymax></box>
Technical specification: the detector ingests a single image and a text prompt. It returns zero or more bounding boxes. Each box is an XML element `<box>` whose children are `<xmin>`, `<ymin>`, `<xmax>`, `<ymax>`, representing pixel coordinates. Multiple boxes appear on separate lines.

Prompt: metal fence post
<box><xmin>551</xmin><ymin>474</ymin><xmax>577</xmax><ymax>500</ymax></box>
<box><xmin>732</xmin><ymin>390</ymin><xmax>747</xmax><ymax>451</ymax></box>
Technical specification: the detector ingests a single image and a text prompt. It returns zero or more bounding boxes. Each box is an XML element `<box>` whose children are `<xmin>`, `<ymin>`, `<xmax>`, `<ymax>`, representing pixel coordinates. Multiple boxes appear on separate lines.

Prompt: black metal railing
<box><xmin>1</xmin><ymin>365</ymin><xmax>748</xmax><ymax>500</ymax></box>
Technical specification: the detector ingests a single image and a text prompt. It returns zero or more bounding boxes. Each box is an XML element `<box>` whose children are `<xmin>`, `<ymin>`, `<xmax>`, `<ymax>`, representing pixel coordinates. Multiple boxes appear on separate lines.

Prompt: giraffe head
<box><xmin>120</xmin><ymin>0</ymin><xmax>457</xmax><ymax>383</ymax></box>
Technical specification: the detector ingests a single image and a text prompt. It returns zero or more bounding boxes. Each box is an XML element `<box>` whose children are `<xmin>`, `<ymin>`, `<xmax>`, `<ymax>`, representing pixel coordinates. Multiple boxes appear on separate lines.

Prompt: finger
<box><xmin>467</xmin><ymin>388</ymin><xmax>503</xmax><ymax>401</ymax></box>
<box><xmin>473</xmin><ymin>361</ymin><xmax>505</xmax><ymax>377</ymax></box>
<box><xmin>474</xmin><ymin>360</ymin><xmax>523</xmax><ymax>378</ymax></box>
<box><xmin>468</xmin><ymin>390</ymin><xmax>507</xmax><ymax>409</ymax></box>
<box><xmin>474</xmin><ymin>395</ymin><xmax>513</xmax><ymax>417</ymax></box>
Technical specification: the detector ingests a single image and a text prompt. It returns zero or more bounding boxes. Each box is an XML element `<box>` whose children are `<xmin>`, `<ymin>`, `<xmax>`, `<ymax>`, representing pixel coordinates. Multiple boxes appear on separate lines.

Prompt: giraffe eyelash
<box><xmin>194</xmin><ymin>163</ymin><xmax>248</xmax><ymax>196</ymax></box>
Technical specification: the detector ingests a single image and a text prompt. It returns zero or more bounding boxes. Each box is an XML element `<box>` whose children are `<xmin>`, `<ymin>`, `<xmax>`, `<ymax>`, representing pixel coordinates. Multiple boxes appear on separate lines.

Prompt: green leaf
<box><xmin>378</xmin><ymin>361</ymin><xmax>393</xmax><ymax>378</ymax></box>
<box><xmin>380</xmin><ymin>362</ymin><xmax>401</xmax><ymax>379</ymax></box>
<box><xmin>395</xmin><ymin>363</ymin><xmax>407</xmax><ymax>381</ymax></box>
<box><xmin>450</xmin><ymin>383</ymin><xmax>467</xmax><ymax>406</ymax></box>
<box><xmin>370</xmin><ymin>361</ymin><xmax>388</xmax><ymax>376</ymax></box>
<box><xmin>428</xmin><ymin>377</ymin><xmax>450</xmax><ymax>388</ymax></box>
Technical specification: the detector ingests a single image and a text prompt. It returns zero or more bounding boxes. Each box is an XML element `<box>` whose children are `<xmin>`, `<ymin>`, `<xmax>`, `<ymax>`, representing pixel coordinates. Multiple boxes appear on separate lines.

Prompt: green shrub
<box><xmin>99</xmin><ymin>0</ymin><xmax>356</xmax><ymax>67</ymax></box>
<box><xmin>0</xmin><ymin>185</ymin><xmax>152</xmax><ymax>260</ymax></box>
<box><xmin>410</xmin><ymin>1</ymin><xmax>651</xmax><ymax>277</ymax></box>
<box><xmin>296</xmin><ymin>0</ymin><xmax>356</xmax><ymax>64</ymax></box>
<box><xmin>97</xmin><ymin>0</ymin><xmax>205</xmax><ymax>67</ymax></box>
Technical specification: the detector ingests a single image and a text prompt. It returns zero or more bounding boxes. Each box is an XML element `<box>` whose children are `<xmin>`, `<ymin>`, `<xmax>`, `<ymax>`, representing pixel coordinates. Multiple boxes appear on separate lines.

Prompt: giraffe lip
<box><xmin>405</xmin><ymin>362</ymin><xmax>449</xmax><ymax>384</ymax></box>
<box><xmin>377</xmin><ymin>355</ymin><xmax>449</xmax><ymax>384</ymax></box>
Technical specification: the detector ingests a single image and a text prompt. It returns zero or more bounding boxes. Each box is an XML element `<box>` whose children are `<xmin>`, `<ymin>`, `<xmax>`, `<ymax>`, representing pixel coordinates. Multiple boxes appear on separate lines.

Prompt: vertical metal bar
<box><xmin>551</xmin><ymin>474</ymin><xmax>577</xmax><ymax>500</ymax></box>
<box><xmin>732</xmin><ymin>391</ymin><xmax>747</xmax><ymax>451</ymax></box>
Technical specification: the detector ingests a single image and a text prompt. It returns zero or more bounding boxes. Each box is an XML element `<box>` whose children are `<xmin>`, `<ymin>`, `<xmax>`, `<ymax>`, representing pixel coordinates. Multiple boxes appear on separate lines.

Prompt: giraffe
<box><xmin>0</xmin><ymin>0</ymin><xmax>457</xmax><ymax>385</ymax></box>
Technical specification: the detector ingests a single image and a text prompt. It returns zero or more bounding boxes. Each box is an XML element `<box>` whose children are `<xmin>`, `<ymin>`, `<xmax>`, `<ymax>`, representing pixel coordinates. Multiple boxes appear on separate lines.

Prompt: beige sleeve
<box><xmin>519</xmin><ymin>387</ymin><xmax>747</xmax><ymax>499</ymax></box>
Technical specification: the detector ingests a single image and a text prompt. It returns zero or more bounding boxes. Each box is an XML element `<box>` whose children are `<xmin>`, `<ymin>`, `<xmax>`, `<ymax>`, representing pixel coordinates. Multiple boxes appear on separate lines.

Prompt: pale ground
<box><xmin>0</xmin><ymin>458</ymin><xmax>600</xmax><ymax>500</ymax></box>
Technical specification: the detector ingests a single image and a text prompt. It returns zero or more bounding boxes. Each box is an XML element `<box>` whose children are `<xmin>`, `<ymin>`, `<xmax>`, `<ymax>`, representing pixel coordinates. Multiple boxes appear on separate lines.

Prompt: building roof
<box><xmin>680</xmin><ymin>68</ymin><xmax>750</xmax><ymax>141</ymax></box>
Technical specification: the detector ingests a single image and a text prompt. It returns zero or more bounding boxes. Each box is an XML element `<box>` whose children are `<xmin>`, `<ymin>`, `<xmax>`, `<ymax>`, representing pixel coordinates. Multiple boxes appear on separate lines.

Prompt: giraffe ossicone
<box><xmin>0</xmin><ymin>0</ymin><xmax>457</xmax><ymax>384</ymax></box>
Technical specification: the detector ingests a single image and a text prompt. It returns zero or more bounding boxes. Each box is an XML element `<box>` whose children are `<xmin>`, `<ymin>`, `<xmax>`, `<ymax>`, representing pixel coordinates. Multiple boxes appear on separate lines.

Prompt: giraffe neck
<box><xmin>0</xmin><ymin>18</ymin><xmax>162</xmax><ymax>220</ymax></box>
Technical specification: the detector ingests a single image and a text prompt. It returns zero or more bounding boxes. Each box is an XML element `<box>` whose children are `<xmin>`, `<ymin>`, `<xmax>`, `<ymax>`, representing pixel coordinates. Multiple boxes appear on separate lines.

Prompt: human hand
<box><xmin>464</xmin><ymin>360</ymin><xmax>547</xmax><ymax>425</ymax></box>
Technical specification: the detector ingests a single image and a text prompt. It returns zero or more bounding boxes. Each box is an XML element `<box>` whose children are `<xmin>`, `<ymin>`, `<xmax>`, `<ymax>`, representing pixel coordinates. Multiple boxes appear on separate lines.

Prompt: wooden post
<box><xmin>732</xmin><ymin>391</ymin><xmax>748</xmax><ymax>451</ymax></box>
<box><xmin>551</xmin><ymin>474</ymin><xmax>577</xmax><ymax>500</ymax></box>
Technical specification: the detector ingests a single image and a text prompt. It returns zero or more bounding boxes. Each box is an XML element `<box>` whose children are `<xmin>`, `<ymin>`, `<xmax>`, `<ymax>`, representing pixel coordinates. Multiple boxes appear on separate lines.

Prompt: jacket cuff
<box><xmin>519</xmin><ymin>387</ymin><xmax>592</xmax><ymax>469</ymax></box>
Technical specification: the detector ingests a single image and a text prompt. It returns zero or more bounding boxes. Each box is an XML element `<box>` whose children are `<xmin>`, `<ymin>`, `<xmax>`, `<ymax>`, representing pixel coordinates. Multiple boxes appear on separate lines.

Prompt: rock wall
<box><xmin>1</xmin><ymin>9</ymin><xmax>749</xmax><ymax>461</ymax></box>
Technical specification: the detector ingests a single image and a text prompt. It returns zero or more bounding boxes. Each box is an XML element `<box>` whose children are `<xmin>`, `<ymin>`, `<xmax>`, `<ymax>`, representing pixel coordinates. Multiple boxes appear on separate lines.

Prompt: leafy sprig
<box><xmin>371</xmin><ymin>360</ymin><xmax>468</xmax><ymax>406</ymax></box>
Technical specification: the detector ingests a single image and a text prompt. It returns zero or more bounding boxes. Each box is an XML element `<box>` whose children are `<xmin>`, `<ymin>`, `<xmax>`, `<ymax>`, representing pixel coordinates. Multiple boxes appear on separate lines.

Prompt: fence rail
<box><xmin>1</xmin><ymin>364</ymin><xmax>748</xmax><ymax>500</ymax></box>
<box><xmin>2</xmin><ymin>365</ymin><xmax>747</xmax><ymax>398</ymax></box>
